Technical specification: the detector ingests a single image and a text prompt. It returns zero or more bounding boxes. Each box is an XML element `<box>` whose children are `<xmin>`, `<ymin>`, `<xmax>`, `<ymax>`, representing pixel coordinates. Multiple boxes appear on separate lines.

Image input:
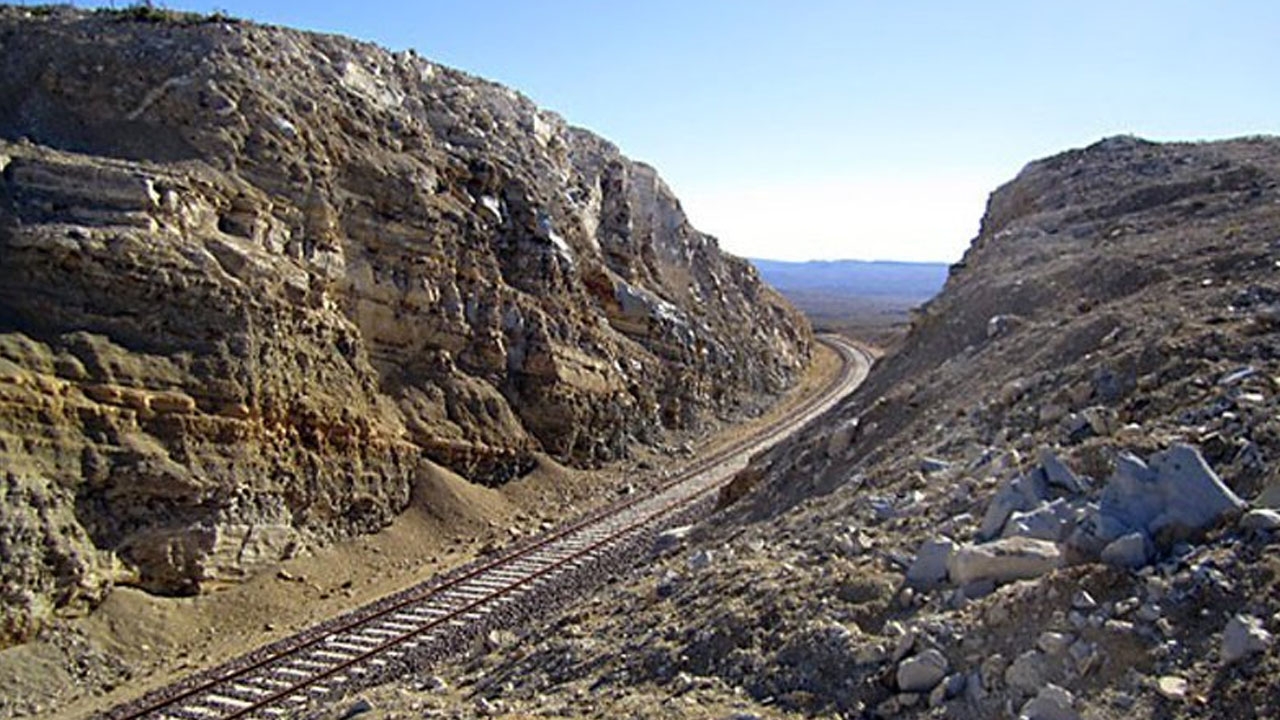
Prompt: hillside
<box><xmin>0</xmin><ymin>4</ymin><xmax>810</xmax><ymax>650</ymax></box>
<box><xmin>752</xmin><ymin>259</ymin><xmax>948</xmax><ymax>343</ymax></box>
<box><xmin>395</xmin><ymin>135</ymin><xmax>1280</xmax><ymax>718</ymax></box>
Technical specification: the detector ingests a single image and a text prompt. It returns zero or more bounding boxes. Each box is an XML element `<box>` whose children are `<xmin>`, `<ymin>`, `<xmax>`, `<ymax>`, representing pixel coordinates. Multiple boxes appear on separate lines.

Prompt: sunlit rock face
<box><xmin>0</xmin><ymin>7</ymin><xmax>810</xmax><ymax>643</ymax></box>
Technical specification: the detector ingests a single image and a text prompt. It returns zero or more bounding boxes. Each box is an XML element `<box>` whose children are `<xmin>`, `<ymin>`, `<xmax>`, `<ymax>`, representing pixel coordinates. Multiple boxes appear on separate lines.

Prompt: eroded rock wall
<box><xmin>0</xmin><ymin>7</ymin><xmax>809</xmax><ymax>644</ymax></box>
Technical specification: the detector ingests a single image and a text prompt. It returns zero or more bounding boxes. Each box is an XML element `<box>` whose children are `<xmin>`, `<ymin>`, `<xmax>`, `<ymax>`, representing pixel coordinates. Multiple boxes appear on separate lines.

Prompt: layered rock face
<box><xmin>0</xmin><ymin>7</ymin><xmax>809</xmax><ymax>643</ymax></box>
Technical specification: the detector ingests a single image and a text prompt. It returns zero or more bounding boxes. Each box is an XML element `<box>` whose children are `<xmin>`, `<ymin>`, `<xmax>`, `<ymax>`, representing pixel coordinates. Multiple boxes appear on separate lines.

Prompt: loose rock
<box><xmin>1101</xmin><ymin>531</ymin><xmax>1151</xmax><ymax>569</ymax></box>
<box><xmin>948</xmin><ymin>537</ymin><xmax>1063</xmax><ymax>586</ymax></box>
<box><xmin>1240</xmin><ymin>508</ymin><xmax>1280</xmax><ymax>531</ymax></box>
<box><xmin>1019</xmin><ymin>684</ymin><xmax>1079</xmax><ymax>720</ymax></box>
<box><xmin>897</xmin><ymin>649</ymin><xmax>949</xmax><ymax>692</ymax></box>
<box><xmin>1223</xmin><ymin>613</ymin><xmax>1273</xmax><ymax>664</ymax></box>
<box><xmin>906</xmin><ymin>536</ymin><xmax>956</xmax><ymax>589</ymax></box>
<box><xmin>1156</xmin><ymin>675</ymin><xmax>1188</xmax><ymax>701</ymax></box>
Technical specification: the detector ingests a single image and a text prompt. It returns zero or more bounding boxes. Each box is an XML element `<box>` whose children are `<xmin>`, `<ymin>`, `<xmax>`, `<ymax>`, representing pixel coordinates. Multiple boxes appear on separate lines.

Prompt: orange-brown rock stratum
<box><xmin>0</xmin><ymin>6</ymin><xmax>810</xmax><ymax>645</ymax></box>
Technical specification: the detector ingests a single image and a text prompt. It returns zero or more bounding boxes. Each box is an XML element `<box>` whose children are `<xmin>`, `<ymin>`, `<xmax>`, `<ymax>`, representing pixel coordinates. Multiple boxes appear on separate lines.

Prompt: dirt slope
<box><xmin>378</xmin><ymin>135</ymin><xmax>1280</xmax><ymax>719</ymax></box>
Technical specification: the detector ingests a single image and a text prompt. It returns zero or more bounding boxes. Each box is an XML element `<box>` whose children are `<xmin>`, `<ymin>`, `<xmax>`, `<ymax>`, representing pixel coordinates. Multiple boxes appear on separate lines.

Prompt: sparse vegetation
<box><xmin>93</xmin><ymin>1</ymin><xmax>237</xmax><ymax>25</ymax></box>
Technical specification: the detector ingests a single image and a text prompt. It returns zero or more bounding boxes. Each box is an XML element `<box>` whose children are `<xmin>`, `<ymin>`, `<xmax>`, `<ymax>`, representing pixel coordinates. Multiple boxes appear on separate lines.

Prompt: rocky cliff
<box><xmin>0</xmin><ymin>6</ymin><xmax>809</xmax><ymax>644</ymax></box>
<box><xmin>417</xmin><ymin>136</ymin><xmax>1280</xmax><ymax>719</ymax></box>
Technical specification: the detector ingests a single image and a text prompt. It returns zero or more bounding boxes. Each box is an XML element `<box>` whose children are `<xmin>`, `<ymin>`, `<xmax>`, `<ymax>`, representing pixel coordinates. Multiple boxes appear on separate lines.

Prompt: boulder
<box><xmin>906</xmin><ymin>537</ymin><xmax>956</xmax><ymax>589</ymax></box>
<box><xmin>1100</xmin><ymin>531</ymin><xmax>1151</xmax><ymax>569</ymax></box>
<box><xmin>1037</xmin><ymin>631</ymin><xmax>1074</xmax><ymax>656</ymax></box>
<box><xmin>1222</xmin><ymin>613</ymin><xmax>1273</xmax><ymax>664</ymax></box>
<box><xmin>1095</xmin><ymin>444</ymin><xmax>1245</xmax><ymax>544</ymax></box>
<box><xmin>948</xmin><ymin>537</ymin><xmax>1063</xmax><ymax>586</ymax></box>
<box><xmin>897</xmin><ymin>649</ymin><xmax>949</xmax><ymax>692</ymax></box>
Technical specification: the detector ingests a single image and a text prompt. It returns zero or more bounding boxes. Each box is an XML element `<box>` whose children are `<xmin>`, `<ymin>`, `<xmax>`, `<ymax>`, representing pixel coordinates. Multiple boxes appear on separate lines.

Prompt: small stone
<box><xmin>687</xmin><ymin>549</ymin><xmax>714</xmax><ymax>570</ymax></box>
<box><xmin>421</xmin><ymin>675</ymin><xmax>449</xmax><ymax>692</ymax></box>
<box><xmin>1037</xmin><ymin>631</ymin><xmax>1073</xmax><ymax>656</ymax></box>
<box><xmin>1136</xmin><ymin>602</ymin><xmax>1162</xmax><ymax>623</ymax></box>
<box><xmin>1082</xmin><ymin>406</ymin><xmax>1119</xmax><ymax>437</ymax></box>
<box><xmin>1040</xmin><ymin>449</ymin><xmax>1086</xmax><ymax>494</ymax></box>
<box><xmin>1156</xmin><ymin>675</ymin><xmax>1188</xmax><ymax>701</ymax></box>
<box><xmin>1071</xmin><ymin>590</ymin><xmax>1097</xmax><ymax>610</ymax></box>
<box><xmin>654</xmin><ymin>525</ymin><xmax>694</xmax><ymax>553</ymax></box>
<box><xmin>888</xmin><ymin>622</ymin><xmax>916</xmax><ymax>661</ymax></box>
<box><xmin>928</xmin><ymin>681</ymin><xmax>948</xmax><ymax>708</ymax></box>
<box><xmin>1005</xmin><ymin>649</ymin><xmax>1049</xmax><ymax>696</ymax></box>
<box><xmin>1101</xmin><ymin>531</ymin><xmax>1151</xmax><ymax>569</ymax></box>
<box><xmin>1068</xmin><ymin>639</ymin><xmax>1099</xmax><ymax>675</ymax></box>
<box><xmin>1240</xmin><ymin>508</ymin><xmax>1280</xmax><ymax>531</ymax></box>
<box><xmin>1223</xmin><ymin>613</ymin><xmax>1274</xmax><ymax>664</ymax></box>
<box><xmin>340</xmin><ymin>698</ymin><xmax>374</xmax><ymax>719</ymax></box>
<box><xmin>920</xmin><ymin>457</ymin><xmax>951</xmax><ymax>473</ymax></box>
<box><xmin>980</xmin><ymin>654</ymin><xmax>1007</xmax><ymax>692</ymax></box>
<box><xmin>1019</xmin><ymin>684</ymin><xmax>1079</xmax><ymax>720</ymax></box>
<box><xmin>897</xmin><ymin>649</ymin><xmax>950</xmax><ymax>692</ymax></box>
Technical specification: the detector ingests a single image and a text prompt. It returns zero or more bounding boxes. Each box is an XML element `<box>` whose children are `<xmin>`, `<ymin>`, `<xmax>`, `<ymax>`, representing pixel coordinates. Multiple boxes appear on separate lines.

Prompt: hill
<box><xmin>0</xmin><ymin>4</ymin><xmax>810</xmax><ymax>648</ymax></box>
<box><xmin>752</xmin><ymin>258</ymin><xmax>949</xmax><ymax>342</ymax></box>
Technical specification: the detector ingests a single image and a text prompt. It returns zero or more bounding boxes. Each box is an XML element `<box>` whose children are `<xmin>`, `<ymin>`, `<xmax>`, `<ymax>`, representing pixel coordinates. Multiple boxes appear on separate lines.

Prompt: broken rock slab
<box><xmin>1095</xmin><ymin>444</ymin><xmax>1246</xmax><ymax>545</ymax></box>
<box><xmin>948</xmin><ymin>537</ymin><xmax>1063</xmax><ymax>586</ymax></box>
<box><xmin>980</xmin><ymin>472</ymin><xmax>1050</xmax><ymax>540</ymax></box>
<box><xmin>1003</xmin><ymin>498</ymin><xmax>1081</xmax><ymax>542</ymax></box>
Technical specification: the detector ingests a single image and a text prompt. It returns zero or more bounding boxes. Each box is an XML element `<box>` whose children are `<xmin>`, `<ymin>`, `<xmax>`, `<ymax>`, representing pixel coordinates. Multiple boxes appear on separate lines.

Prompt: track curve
<box><xmin>100</xmin><ymin>335</ymin><xmax>872</xmax><ymax>720</ymax></box>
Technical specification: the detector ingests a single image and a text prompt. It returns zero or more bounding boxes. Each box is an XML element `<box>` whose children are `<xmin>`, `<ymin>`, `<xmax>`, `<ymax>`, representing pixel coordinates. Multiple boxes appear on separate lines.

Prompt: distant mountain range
<box><xmin>751</xmin><ymin>258</ymin><xmax>949</xmax><ymax>302</ymax></box>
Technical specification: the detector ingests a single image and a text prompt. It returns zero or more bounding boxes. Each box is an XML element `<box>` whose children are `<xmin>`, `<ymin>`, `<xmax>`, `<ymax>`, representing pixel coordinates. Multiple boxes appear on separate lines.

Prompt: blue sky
<box><xmin>44</xmin><ymin>1</ymin><xmax>1280</xmax><ymax>261</ymax></box>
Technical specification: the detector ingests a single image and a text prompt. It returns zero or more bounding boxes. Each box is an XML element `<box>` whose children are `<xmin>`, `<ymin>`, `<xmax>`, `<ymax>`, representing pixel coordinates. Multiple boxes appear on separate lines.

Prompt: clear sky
<box><xmin>38</xmin><ymin>1</ymin><xmax>1280</xmax><ymax>262</ymax></box>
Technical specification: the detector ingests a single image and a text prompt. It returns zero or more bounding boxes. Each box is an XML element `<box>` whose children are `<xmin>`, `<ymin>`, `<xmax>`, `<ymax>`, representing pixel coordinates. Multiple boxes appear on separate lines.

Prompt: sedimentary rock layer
<box><xmin>0</xmin><ymin>6</ymin><xmax>810</xmax><ymax>643</ymax></box>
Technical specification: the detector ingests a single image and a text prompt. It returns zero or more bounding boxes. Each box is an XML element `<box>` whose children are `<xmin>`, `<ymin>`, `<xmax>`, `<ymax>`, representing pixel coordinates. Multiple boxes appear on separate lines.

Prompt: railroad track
<box><xmin>102</xmin><ymin>335</ymin><xmax>872</xmax><ymax>720</ymax></box>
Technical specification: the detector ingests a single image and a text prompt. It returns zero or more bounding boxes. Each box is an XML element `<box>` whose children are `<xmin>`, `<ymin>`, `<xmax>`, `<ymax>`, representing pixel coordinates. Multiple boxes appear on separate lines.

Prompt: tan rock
<box><xmin>947</xmin><ymin>537</ymin><xmax>1063</xmax><ymax>586</ymax></box>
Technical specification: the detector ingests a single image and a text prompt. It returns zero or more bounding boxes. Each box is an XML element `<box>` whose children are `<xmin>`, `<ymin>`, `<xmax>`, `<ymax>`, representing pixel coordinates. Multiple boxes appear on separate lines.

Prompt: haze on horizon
<box><xmin>27</xmin><ymin>1</ymin><xmax>1278</xmax><ymax>263</ymax></box>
